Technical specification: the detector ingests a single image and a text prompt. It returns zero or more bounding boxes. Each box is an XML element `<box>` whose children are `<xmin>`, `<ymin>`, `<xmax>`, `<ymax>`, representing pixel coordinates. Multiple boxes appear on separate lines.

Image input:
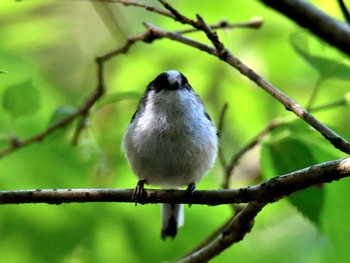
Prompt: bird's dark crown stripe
<box><xmin>146</xmin><ymin>71</ymin><xmax>192</xmax><ymax>92</ymax></box>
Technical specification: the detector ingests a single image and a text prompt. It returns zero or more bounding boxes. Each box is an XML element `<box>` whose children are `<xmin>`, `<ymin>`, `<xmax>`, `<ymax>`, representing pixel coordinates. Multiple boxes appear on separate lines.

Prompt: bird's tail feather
<box><xmin>161</xmin><ymin>203</ymin><xmax>184</xmax><ymax>239</ymax></box>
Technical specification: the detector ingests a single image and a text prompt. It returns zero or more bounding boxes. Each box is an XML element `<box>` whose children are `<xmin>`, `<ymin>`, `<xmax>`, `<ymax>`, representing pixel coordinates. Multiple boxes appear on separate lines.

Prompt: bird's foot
<box><xmin>132</xmin><ymin>180</ymin><xmax>147</xmax><ymax>206</ymax></box>
<box><xmin>185</xmin><ymin>183</ymin><xmax>196</xmax><ymax>207</ymax></box>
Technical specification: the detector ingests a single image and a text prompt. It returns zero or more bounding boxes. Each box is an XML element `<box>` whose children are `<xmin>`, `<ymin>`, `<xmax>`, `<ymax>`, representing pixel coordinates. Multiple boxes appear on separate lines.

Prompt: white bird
<box><xmin>122</xmin><ymin>70</ymin><xmax>218</xmax><ymax>239</ymax></box>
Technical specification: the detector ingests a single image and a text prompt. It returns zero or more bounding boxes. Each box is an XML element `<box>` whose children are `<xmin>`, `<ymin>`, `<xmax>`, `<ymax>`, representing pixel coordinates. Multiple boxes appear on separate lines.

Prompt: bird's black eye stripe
<box><xmin>145</xmin><ymin>71</ymin><xmax>195</xmax><ymax>92</ymax></box>
<box><xmin>147</xmin><ymin>73</ymin><xmax>169</xmax><ymax>93</ymax></box>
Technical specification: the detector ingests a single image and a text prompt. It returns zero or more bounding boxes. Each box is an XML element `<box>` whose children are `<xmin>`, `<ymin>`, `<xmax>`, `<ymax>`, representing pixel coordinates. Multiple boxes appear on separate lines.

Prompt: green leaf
<box><xmin>2</xmin><ymin>80</ymin><xmax>40</xmax><ymax>119</ymax></box>
<box><xmin>48</xmin><ymin>105</ymin><xmax>76</xmax><ymax>127</ymax></box>
<box><xmin>290</xmin><ymin>32</ymin><xmax>350</xmax><ymax>81</ymax></box>
<box><xmin>261</xmin><ymin>121</ymin><xmax>328</xmax><ymax>227</ymax></box>
<box><xmin>262</xmin><ymin>136</ymin><xmax>316</xmax><ymax>175</ymax></box>
<box><xmin>46</xmin><ymin>106</ymin><xmax>77</xmax><ymax>142</ymax></box>
<box><xmin>288</xmin><ymin>185</ymin><xmax>325</xmax><ymax>225</ymax></box>
<box><xmin>0</xmin><ymin>70</ymin><xmax>7</xmax><ymax>74</ymax></box>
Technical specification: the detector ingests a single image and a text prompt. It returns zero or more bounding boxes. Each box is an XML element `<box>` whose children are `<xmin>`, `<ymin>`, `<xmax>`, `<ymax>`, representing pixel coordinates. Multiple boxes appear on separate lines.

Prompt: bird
<box><xmin>122</xmin><ymin>70</ymin><xmax>218</xmax><ymax>239</ymax></box>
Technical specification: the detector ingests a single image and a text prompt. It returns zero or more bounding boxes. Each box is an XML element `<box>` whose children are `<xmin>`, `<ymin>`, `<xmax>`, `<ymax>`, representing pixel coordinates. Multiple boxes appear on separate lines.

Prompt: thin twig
<box><xmin>310</xmin><ymin>98</ymin><xmax>349</xmax><ymax>112</ymax></box>
<box><xmin>9</xmin><ymin>1</ymin><xmax>350</xmax><ymax>261</ymax></box>
<box><xmin>0</xmin><ymin>86</ymin><xmax>103</xmax><ymax>158</ymax></box>
<box><xmin>143</xmin><ymin>22</ymin><xmax>350</xmax><ymax>154</ymax></box>
<box><xmin>176</xmin><ymin>18</ymin><xmax>263</xmax><ymax>34</ymax></box>
<box><xmin>89</xmin><ymin>0</ymin><xmax>174</xmax><ymax>18</ymax></box>
<box><xmin>71</xmin><ymin>29</ymin><xmax>161</xmax><ymax>143</ymax></box>
<box><xmin>0</xmin><ymin>30</ymin><xmax>151</xmax><ymax>155</ymax></box>
<box><xmin>337</xmin><ymin>0</ymin><xmax>350</xmax><ymax>24</ymax></box>
<box><xmin>223</xmin><ymin>119</ymin><xmax>282</xmax><ymax>189</ymax></box>
<box><xmin>178</xmin><ymin>202</ymin><xmax>266</xmax><ymax>263</ymax></box>
<box><xmin>0</xmin><ymin>14</ymin><xmax>263</xmax><ymax>154</ymax></box>
<box><xmin>155</xmin><ymin>2</ymin><xmax>350</xmax><ymax>154</ymax></box>
<box><xmin>305</xmin><ymin>77</ymin><xmax>324</xmax><ymax>111</ymax></box>
<box><xmin>217</xmin><ymin>103</ymin><xmax>229</xmax><ymax>169</ymax></box>
<box><xmin>72</xmin><ymin>57</ymin><xmax>106</xmax><ymax>144</ymax></box>
<box><xmin>159</xmin><ymin>0</ymin><xmax>198</xmax><ymax>27</ymax></box>
<box><xmin>179</xmin><ymin>216</ymin><xmax>234</xmax><ymax>260</ymax></box>
<box><xmin>222</xmin><ymin>94</ymin><xmax>350</xmax><ymax>188</ymax></box>
<box><xmin>92</xmin><ymin>0</ymin><xmax>263</xmax><ymax>32</ymax></box>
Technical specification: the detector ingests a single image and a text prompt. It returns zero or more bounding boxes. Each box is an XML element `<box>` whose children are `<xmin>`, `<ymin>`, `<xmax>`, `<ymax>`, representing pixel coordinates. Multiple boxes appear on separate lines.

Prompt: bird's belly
<box><xmin>131</xmin><ymin>132</ymin><xmax>214</xmax><ymax>188</ymax></box>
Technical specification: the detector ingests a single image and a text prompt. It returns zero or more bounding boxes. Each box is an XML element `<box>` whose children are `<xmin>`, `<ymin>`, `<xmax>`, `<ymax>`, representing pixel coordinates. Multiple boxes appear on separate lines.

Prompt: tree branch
<box><xmin>222</xmin><ymin>119</ymin><xmax>282</xmax><ymax>189</ymax></box>
<box><xmin>259</xmin><ymin>0</ymin><xmax>350</xmax><ymax>56</ymax></box>
<box><xmin>7</xmin><ymin>2</ymin><xmax>350</xmax><ymax>260</ymax></box>
<box><xmin>178</xmin><ymin>201</ymin><xmax>266</xmax><ymax>263</ymax></box>
<box><xmin>90</xmin><ymin>0</ymin><xmax>174</xmax><ymax>18</ymax></box>
<box><xmin>337</xmin><ymin>0</ymin><xmax>350</xmax><ymax>24</ymax></box>
<box><xmin>0</xmin><ymin>12</ymin><xmax>261</xmax><ymax>157</ymax></box>
<box><xmin>1</xmin><ymin>158</ymin><xmax>349</xmax><ymax>205</ymax></box>
<box><xmin>180</xmin><ymin>216</ymin><xmax>234</xmax><ymax>260</ymax></box>
<box><xmin>0</xmin><ymin>79</ymin><xmax>104</xmax><ymax>158</ymax></box>
<box><xmin>217</xmin><ymin>103</ymin><xmax>229</xmax><ymax>171</ymax></box>
<box><xmin>144</xmin><ymin>22</ymin><xmax>350</xmax><ymax>154</ymax></box>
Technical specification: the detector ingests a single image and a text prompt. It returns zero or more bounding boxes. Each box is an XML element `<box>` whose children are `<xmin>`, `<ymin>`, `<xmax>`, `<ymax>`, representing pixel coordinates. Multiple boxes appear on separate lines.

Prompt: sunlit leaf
<box><xmin>2</xmin><ymin>80</ymin><xmax>40</xmax><ymax>119</ymax></box>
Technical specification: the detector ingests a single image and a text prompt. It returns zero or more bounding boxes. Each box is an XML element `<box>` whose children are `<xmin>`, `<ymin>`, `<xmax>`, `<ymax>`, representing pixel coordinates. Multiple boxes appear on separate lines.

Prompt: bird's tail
<box><xmin>161</xmin><ymin>203</ymin><xmax>184</xmax><ymax>239</ymax></box>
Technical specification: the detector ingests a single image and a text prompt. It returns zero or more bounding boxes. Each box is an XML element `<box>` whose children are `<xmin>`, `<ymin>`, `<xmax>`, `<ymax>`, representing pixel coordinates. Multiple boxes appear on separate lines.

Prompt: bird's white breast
<box><xmin>123</xmin><ymin>89</ymin><xmax>217</xmax><ymax>188</ymax></box>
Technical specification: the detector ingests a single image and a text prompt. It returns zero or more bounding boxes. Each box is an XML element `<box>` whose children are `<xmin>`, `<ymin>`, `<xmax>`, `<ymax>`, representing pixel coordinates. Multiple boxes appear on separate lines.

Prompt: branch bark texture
<box><xmin>178</xmin><ymin>202</ymin><xmax>266</xmax><ymax>263</ymax></box>
<box><xmin>1</xmin><ymin>158</ymin><xmax>349</xmax><ymax>205</ymax></box>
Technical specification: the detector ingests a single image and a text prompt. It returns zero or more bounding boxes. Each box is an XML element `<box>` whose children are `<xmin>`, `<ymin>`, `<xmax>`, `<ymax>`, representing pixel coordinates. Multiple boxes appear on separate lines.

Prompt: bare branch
<box><xmin>143</xmin><ymin>22</ymin><xmax>350</xmax><ymax>154</ymax></box>
<box><xmin>0</xmin><ymin>81</ymin><xmax>104</xmax><ymax>158</ymax></box>
<box><xmin>0</xmin><ymin>158</ymin><xmax>349</xmax><ymax>205</ymax></box>
<box><xmin>217</xmin><ymin>103</ymin><xmax>229</xmax><ymax>170</ymax></box>
<box><xmin>71</xmin><ymin>32</ymin><xmax>150</xmax><ymax>144</ymax></box>
<box><xmin>259</xmin><ymin>0</ymin><xmax>350</xmax><ymax>56</ymax></box>
<box><xmin>310</xmin><ymin>98</ymin><xmax>349</xmax><ymax>112</ymax></box>
<box><xmin>180</xmin><ymin>216</ymin><xmax>234</xmax><ymax>260</ymax></box>
<box><xmin>176</xmin><ymin>18</ymin><xmax>263</xmax><ymax>34</ymax></box>
<box><xmin>159</xmin><ymin>0</ymin><xmax>197</xmax><ymax>26</ymax></box>
<box><xmin>91</xmin><ymin>0</ymin><xmax>264</xmax><ymax>32</ymax></box>
<box><xmin>0</xmin><ymin>30</ymin><xmax>155</xmax><ymax>155</ymax></box>
<box><xmin>178</xmin><ymin>202</ymin><xmax>266</xmax><ymax>263</ymax></box>
<box><xmin>337</xmin><ymin>0</ymin><xmax>350</xmax><ymax>24</ymax></box>
<box><xmin>0</xmin><ymin>9</ymin><xmax>261</xmax><ymax>154</ymax></box>
<box><xmin>9</xmin><ymin>1</ymin><xmax>350</xmax><ymax>260</ymax></box>
<box><xmin>90</xmin><ymin>0</ymin><xmax>174</xmax><ymax>18</ymax></box>
<box><xmin>223</xmin><ymin>119</ymin><xmax>282</xmax><ymax>189</ymax></box>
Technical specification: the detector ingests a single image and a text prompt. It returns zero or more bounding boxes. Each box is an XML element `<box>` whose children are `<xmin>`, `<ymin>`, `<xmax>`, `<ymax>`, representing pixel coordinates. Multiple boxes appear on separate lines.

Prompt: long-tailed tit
<box><xmin>122</xmin><ymin>70</ymin><xmax>218</xmax><ymax>239</ymax></box>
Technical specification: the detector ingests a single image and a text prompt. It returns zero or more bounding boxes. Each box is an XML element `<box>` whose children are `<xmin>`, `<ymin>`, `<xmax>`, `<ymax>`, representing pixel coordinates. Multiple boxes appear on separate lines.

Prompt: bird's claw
<box><xmin>185</xmin><ymin>183</ymin><xmax>196</xmax><ymax>207</ymax></box>
<box><xmin>132</xmin><ymin>179</ymin><xmax>147</xmax><ymax>206</ymax></box>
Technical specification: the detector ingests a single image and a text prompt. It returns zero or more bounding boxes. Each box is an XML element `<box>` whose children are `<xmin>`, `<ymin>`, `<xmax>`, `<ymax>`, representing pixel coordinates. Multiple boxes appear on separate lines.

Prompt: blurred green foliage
<box><xmin>0</xmin><ymin>0</ymin><xmax>350</xmax><ymax>262</ymax></box>
<box><xmin>3</xmin><ymin>81</ymin><xmax>40</xmax><ymax>119</ymax></box>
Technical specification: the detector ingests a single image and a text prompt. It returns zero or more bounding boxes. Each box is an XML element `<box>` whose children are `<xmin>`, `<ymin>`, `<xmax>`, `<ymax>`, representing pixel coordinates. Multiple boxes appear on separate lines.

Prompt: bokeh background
<box><xmin>1</xmin><ymin>0</ymin><xmax>350</xmax><ymax>262</ymax></box>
